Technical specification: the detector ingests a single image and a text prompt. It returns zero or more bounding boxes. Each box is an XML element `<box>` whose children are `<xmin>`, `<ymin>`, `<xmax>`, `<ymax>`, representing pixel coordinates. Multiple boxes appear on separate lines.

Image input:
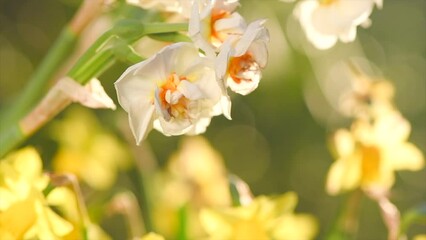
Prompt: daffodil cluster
<box><xmin>0</xmin><ymin>148</ymin><xmax>73</xmax><ymax>239</ymax></box>
<box><xmin>51</xmin><ymin>106</ymin><xmax>131</xmax><ymax>190</ymax></box>
<box><xmin>326</xmin><ymin>77</ymin><xmax>424</xmax><ymax>195</ymax></box>
<box><xmin>152</xmin><ymin>136</ymin><xmax>231</xmax><ymax>238</ymax></box>
<box><xmin>0</xmin><ymin>147</ymin><xmax>109</xmax><ymax>240</ymax></box>
<box><xmin>115</xmin><ymin>0</ymin><xmax>269</xmax><ymax>144</ymax></box>
<box><xmin>200</xmin><ymin>192</ymin><xmax>318</xmax><ymax>240</ymax></box>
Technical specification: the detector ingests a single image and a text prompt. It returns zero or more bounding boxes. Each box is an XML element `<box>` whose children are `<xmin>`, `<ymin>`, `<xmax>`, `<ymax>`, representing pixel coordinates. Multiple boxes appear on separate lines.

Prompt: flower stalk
<box><xmin>0</xmin><ymin>22</ymin><xmax>188</xmax><ymax>158</ymax></box>
<box><xmin>0</xmin><ymin>0</ymin><xmax>104</xmax><ymax>127</ymax></box>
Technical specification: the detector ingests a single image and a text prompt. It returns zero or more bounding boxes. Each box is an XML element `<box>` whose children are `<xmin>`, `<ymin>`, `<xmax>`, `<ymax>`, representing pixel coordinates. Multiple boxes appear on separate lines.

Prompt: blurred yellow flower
<box><xmin>47</xmin><ymin>186</ymin><xmax>111</xmax><ymax>240</ymax></box>
<box><xmin>200</xmin><ymin>192</ymin><xmax>318</xmax><ymax>240</ymax></box>
<box><xmin>0</xmin><ymin>147</ymin><xmax>73</xmax><ymax>239</ymax></box>
<box><xmin>140</xmin><ymin>232</ymin><xmax>165</xmax><ymax>240</ymax></box>
<box><xmin>327</xmin><ymin>111</ymin><xmax>425</xmax><ymax>195</ymax></box>
<box><xmin>51</xmin><ymin>106</ymin><xmax>131</xmax><ymax>190</ymax></box>
<box><xmin>152</xmin><ymin>136</ymin><xmax>231</xmax><ymax>238</ymax></box>
<box><xmin>340</xmin><ymin>76</ymin><xmax>395</xmax><ymax>119</ymax></box>
<box><xmin>414</xmin><ymin>235</ymin><xmax>426</xmax><ymax>240</ymax></box>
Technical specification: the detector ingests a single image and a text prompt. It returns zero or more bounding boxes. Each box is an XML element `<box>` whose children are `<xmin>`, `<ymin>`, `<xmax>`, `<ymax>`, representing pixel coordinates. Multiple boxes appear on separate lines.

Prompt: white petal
<box><xmin>234</xmin><ymin>19</ymin><xmax>268</xmax><ymax>57</ymax></box>
<box><xmin>215</xmin><ymin>39</ymin><xmax>234</xmax><ymax>91</ymax></box>
<box><xmin>214</xmin><ymin>12</ymin><xmax>246</xmax><ymax>35</ymax></box>
<box><xmin>294</xmin><ymin>0</ymin><xmax>337</xmax><ymax>49</ymax></box>
<box><xmin>213</xmin><ymin>0</ymin><xmax>240</xmax><ymax>13</ymax></box>
<box><xmin>177</xmin><ymin>80</ymin><xmax>205</xmax><ymax>100</ymax></box>
<box><xmin>249</xmin><ymin>41</ymin><xmax>268</xmax><ymax>68</ymax></box>
<box><xmin>156</xmin><ymin>116</ymin><xmax>192</xmax><ymax>136</ymax></box>
<box><xmin>220</xmin><ymin>95</ymin><xmax>232</xmax><ymax>120</ymax></box>
<box><xmin>57</xmin><ymin>77</ymin><xmax>116</xmax><ymax>110</ymax></box>
<box><xmin>311</xmin><ymin>1</ymin><xmax>373</xmax><ymax>35</ymax></box>
<box><xmin>339</xmin><ymin>25</ymin><xmax>357</xmax><ymax>43</ymax></box>
<box><xmin>188</xmin><ymin>0</ymin><xmax>216</xmax><ymax>57</ymax></box>
<box><xmin>128</xmin><ymin>100</ymin><xmax>155</xmax><ymax>145</ymax></box>
<box><xmin>185</xmin><ymin>116</ymin><xmax>212</xmax><ymax>135</ymax></box>
<box><xmin>227</xmin><ymin>74</ymin><xmax>260</xmax><ymax>95</ymax></box>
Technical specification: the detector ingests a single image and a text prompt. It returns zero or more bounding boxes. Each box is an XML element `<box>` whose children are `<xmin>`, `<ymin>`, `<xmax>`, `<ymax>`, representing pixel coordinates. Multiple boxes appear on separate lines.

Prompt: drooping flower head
<box><xmin>294</xmin><ymin>0</ymin><xmax>382</xmax><ymax>49</ymax></box>
<box><xmin>216</xmin><ymin>20</ymin><xmax>269</xmax><ymax>96</ymax></box>
<box><xmin>326</xmin><ymin>111</ymin><xmax>424</xmax><ymax>195</ymax></box>
<box><xmin>115</xmin><ymin>42</ymin><xmax>223</xmax><ymax>144</ymax></box>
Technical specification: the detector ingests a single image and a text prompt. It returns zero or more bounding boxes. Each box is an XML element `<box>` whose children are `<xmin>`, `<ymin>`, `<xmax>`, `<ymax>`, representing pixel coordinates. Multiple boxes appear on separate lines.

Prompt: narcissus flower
<box><xmin>200</xmin><ymin>192</ymin><xmax>317</xmax><ymax>240</ymax></box>
<box><xmin>340</xmin><ymin>77</ymin><xmax>395</xmax><ymax>119</ymax></box>
<box><xmin>326</xmin><ymin>111</ymin><xmax>424</xmax><ymax>195</ymax></box>
<box><xmin>47</xmin><ymin>186</ymin><xmax>111</xmax><ymax>240</ymax></box>
<box><xmin>152</xmin><ymin>136</ymin><xmax>230</xmax><ymax>239</ymax></box>
<box><xmin>115</xmin><ymin>42</ymin><xmax>223</xmax><ymax>144</ymax></box>
<box><xmin>189</xmin><ymin>0</ymin><xmax>245</xmax><ymax>55</ymax></box>
<box><xmin>0</xmin><ymin>148</ymin><xmax>73</xmax><ymax>240</ymax></box>
<box><xmin>216</xmin><ymin>19</ymin><xmax>269</xmax><ymax>95</ymax></box>
<box><xmin>294</xmin><ymin>0</ymin><xmax>382</xmax><ymax>49</ymax></box>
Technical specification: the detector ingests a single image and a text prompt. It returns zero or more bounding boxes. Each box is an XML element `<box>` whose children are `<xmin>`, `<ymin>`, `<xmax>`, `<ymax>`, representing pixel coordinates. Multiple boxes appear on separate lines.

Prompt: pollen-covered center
<box><xmin>229</xmin><ymin>53</ymin><xmax>261</xmax><ymax>84</ymax></box>
<box><xmin>360</xmin><ymin>145</ymin><xmax>381</xmax><ymax>185</ymax></box>
<box><xmin>155</xmin><ymin>73</ymin><xmax>189</xmax><ymax>121</ymax></box>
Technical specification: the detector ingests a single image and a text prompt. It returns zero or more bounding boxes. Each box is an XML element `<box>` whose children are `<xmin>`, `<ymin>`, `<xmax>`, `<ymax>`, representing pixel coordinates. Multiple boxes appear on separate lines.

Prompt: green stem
<box><xmin>0</xmin><ymin>22</ymin><xmax>188</xmax><ymax>158</ymax></box>
<box><xmin>326</xmin><ymin>190</ymin><xmax>363</xmax><ymax>240</ymax></box>
<box><xmin>0</xmin><ymin>27</ymin><xmax>77</xmax><ymax>126</ymax></box>
<box><xmin>177</xmin><ymin>204</ymin><xmax>188</xmax><ymax>240</ymax></box>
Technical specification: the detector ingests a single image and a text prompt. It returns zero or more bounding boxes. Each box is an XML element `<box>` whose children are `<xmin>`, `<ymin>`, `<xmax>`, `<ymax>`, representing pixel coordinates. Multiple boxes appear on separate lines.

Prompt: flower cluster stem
<box><xmin>0</xmin><ymin>22</ymin><xmax>188</xmax><ymax>158</ymax></box>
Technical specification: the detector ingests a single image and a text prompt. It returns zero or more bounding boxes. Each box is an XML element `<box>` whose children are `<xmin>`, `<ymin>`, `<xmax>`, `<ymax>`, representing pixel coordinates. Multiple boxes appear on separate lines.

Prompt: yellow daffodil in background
<box><xmin>51</xmin><ymin>106</ymin><xmax>131</xmax><ymax>190</ymax></box>
<box><xmin>326</xmin><ymin>110</ymin><xmax>424</xmax><ymax>195</ymax></box>
<box><xmin>0</xmin><ymin>147</ymin><xmax>73</xmax><ymax>239</ymax></box>
<box><xmin>152</xmin><ymin>136</ymin><xmax>231</xmax><ymax>239</ymax></box>
<box><xmin>339</xmin><ymin>75</ymin><xmax>396</xmax><ymax>120</ymax></box>
<box><xmin>200</xmin><ymin>192</ymin><xmax>317</xmax><ymax>240</ymax></box>
<box><xmin>414</xmin><ymin>235</ymin><xmax>426</xmax><ymax>240</ymax></box>
<box><xmin>139</xmin><ymin>232</ymin><xmax>165</xmax><ymax>240</ymax></box>
<box><xmin>47</xmin><ymin>186</ymin><xmax>111</xmax><ymax>240</ymax></box>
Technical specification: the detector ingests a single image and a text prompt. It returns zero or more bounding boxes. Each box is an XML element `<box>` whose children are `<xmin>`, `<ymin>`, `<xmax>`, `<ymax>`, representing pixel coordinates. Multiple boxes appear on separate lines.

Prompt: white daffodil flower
<box><xmin>294</xmin><ymin>0</ymin><xmax>382</xmax><ymax>49</ymax></box>
<box><xmin>216</xmin><ymin>19</ymin><xmax>269</xmax><ymax>96</ymax></box>
<box><xmin>189</xmin><ymin>0</ymin><xmax>246</xmax><ymax>56</ymax></box>
<box><xmin>115</xmin><ymin>43</ymin><xmax>223</xmax><ymax>144</ymax></box>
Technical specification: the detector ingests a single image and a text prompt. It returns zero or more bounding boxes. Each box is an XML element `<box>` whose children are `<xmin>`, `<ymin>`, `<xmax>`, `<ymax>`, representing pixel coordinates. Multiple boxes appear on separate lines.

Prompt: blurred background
<box><xmin>0</xmin><ymin>0</ymin><xmax>425</xmax><ymax>239</ymax></box>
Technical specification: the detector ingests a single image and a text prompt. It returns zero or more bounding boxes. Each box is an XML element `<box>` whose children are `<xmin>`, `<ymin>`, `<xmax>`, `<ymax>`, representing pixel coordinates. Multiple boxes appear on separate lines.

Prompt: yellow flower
<box><xmin>200</xmin><ymin>192</ymin><xmax>318</xmax><ymax>240</ymax></box>
<box><xmin>152</xmin><ymin>136</ymin><xmax>231</xmax><ymax>238</ymax></box>
<box><xmin>327</xmin><ymin>111</ymin><xmax>424</xmax><ymax>195</ymax></box>
<box><xmin>414</xmin><ymin>235</ymin><xmax>426</xmax><ymax>240</ymax></box>
<box><xmin>47</xmin><ymin>186</ymin><xmax>111</xmax><ymax>240</ymax></box>
<box><xmin>0</xmin><ymin>147</ymin><xmax>73</xmax><ymax>239</ymax></box>
<box><xmin>51</xmin><ymin>106</ymin><xmax>131</xmax><ymax>190</ymax></box>
<box><xmin>140</xmin><ymin>232</ymin><xmax>165</xmax><ymax>240</ymax></box>
<box><xmin>340</xmin><ymin>76</ymin><xmax>395</xmax><ymax>119</ymax></box>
